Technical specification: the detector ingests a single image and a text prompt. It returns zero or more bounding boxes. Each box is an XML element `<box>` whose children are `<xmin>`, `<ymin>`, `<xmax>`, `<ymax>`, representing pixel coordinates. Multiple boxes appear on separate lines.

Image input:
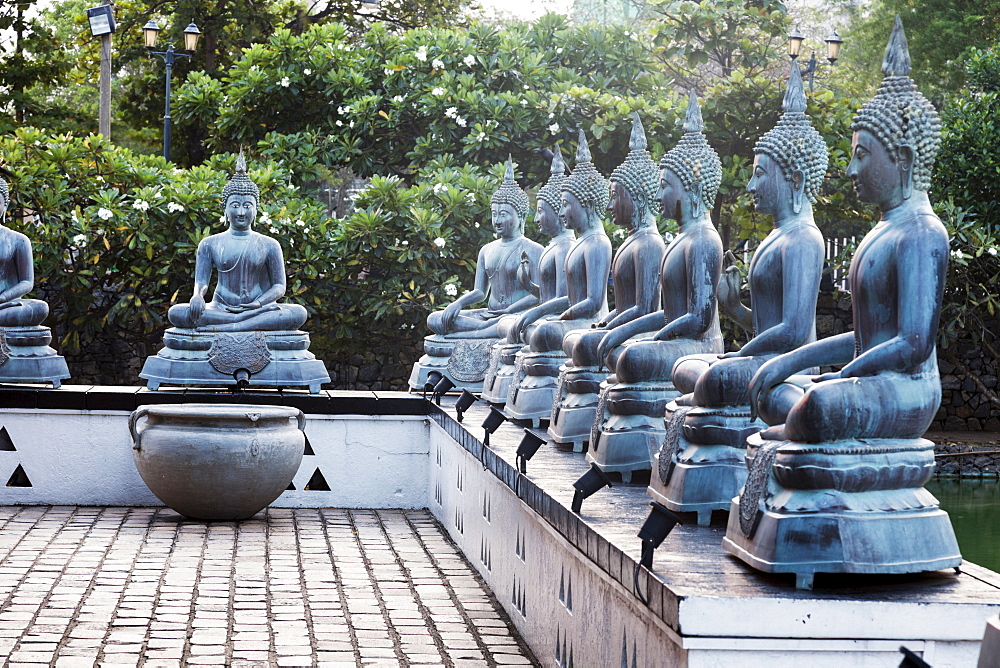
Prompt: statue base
<box><xmin>140</xmin><ymin>328</ymin><xmax>330</xmax><ymax>393</ymax></box>
<box><xmin>547</xmin><ymin>364</ymin><xmax>605</xmax><ymax>452</ymax></box>
<box><xmin>504</xmin><ymin>349</ymin><xmax>566</xmax><ymax>428</ymax></box>
<box><xmin>587</xmin><ymin>380</ymin><xmax>678</xmax><ymax>482</ymax></box>
<box><xmin>0</xmin><ymin>327</ymin><xmax>70</xmax><ymax>388</ymax></box>
<box><xmin>722</xmin><ymin>434</ymin><xmax>962</xmax><ymax>590</ymax></box>
<box><xmin>480</xmin><ymin>342</ymin><xmax>521</xmax><ymax>405</ymax></box>
<box><xmin>408</xmin><ymin>335</ymin><xmax>499</xmax><ymax>394</ymax></box>
<box><xmin>648</xmin><ymin>401</ymin><xmax>762</xmax><ymax>526</ymax></box>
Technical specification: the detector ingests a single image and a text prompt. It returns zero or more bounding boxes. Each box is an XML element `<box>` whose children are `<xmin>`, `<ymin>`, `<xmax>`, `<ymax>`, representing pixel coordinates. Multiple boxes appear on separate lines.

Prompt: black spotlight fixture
<box><xmin>454</xmin><ymin>389</ymin><xmax>478</xmax><ymax>423</ymax></box>
<box><xmin>515</xmin><ymin>429</ymin><xmax>546</xmax><ymax>474</ymax></box>
<box><xmin>432</xmin><ymin>376</ymin><xmax>456</xmax><ymax>405</ymax></box>
<box><xmin>481</xmin><ymin>406</ymin><xmax>507</xmax><ymax>446</ymax></box>
<box><xmin>423</xmin><ymin>370</ymin><xmax>444</xmax><ymax>399</ymax></box>
<box><xmin>571</xmin><ymin>462</ymin><xmax>612</xmax><ymax>514</ymax></box>
<box><xmin>634</xmin><ymin>501</ymin><xmax>683</xmax><ymax>605</ymax></box>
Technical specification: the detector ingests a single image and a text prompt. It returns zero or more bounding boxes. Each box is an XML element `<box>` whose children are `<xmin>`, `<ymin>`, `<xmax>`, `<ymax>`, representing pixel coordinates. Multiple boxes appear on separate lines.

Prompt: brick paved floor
<box><xmin>0</xmin><ymin>507</ymin><xmax>537</xmax><ymax>668</ymax></box>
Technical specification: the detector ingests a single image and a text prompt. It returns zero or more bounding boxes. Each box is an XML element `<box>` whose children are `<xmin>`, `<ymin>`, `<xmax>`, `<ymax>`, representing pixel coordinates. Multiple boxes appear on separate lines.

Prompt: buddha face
<box><xmin>491</xmin><ymin>202</ymin><xmax>521</xmax><ymax>240</ymax></box>
<box><xmin>746</xmin><ymin>154</ymin><xmax>782</xmax><ymax>217</ymax></box>
<box><xmin>226</xmin><ymin>194</ymin><xmax>257</xmax><ymax>232</ymax></box>
<box><xmin>536</xmin><ymin>200</ymin><xmax>562</xmax><ymax>238</ymax></box>
<box><xmin>656</xmin><ymin>168</ymin><xmax>685</xmax><ymax>222</ymax></box>
<box><xmin>608</xmin><ymin>182</ymin><xmax>635</xmax><ymax>229</ymax></box>
<box><xmin>560</xmin><ymin>192</ymin><xmax>585</xmax><ymax>232</ymax></box>
<box><xmin>847</xmin><ymin>128</ymin><xmax>908</xmax><ymax>208</ymax></box>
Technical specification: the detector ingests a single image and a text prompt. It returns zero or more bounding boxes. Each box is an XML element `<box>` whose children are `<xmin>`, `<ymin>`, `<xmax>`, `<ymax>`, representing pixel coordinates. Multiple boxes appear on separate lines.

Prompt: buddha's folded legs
<box><xmin>763</xmin><ymin>371</ymin><xmax>941</xmax><ymax>443</ymax></box>
<box><xmin>563</xmin><ymin>328</ymin><xmax>607</xmax><ymax>366</ymax></box>
<box><xmin>168</xmin><ymin>302</ymin><xmax>307</xmax><ymax>332</ymax></box>
<box><xmin>0</xmin><ymin>299</ymin><xmax>48</xmax><ymax>327</ymax></box>
<box><xmin>529</xmin><ymin>318</ymin><xmax>594</xmax><ymax>353</ymax></box>
<box><xmin>427</xmin><ymin>308</ymin><xmax>505</xmax><ymax>338</ymax></box>
<box><xmin>671</xmin><ymin>353</ymin><xmax>721</xmax><ymax>396</ymax></box>
<box><xmin>609</xmin><ymin>338</ymin><xmax>721</xmax><ymax>384</ymax></box>
<box><xmin>689</xmin><ymin>355</ymin><xmax>771</xmax><ymax>407</ymax></box>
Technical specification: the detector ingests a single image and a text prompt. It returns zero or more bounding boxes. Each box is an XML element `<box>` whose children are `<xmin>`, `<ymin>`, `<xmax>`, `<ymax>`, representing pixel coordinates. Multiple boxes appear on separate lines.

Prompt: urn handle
<box><xmin>129</xmin><ymin>407</ymin><xmax>150</xmax><ymax>451</ymax></box>
<box><xmin>295</xmin><ymin>409</ymin><xmax>307</xmax><ymax>435</ymax></box>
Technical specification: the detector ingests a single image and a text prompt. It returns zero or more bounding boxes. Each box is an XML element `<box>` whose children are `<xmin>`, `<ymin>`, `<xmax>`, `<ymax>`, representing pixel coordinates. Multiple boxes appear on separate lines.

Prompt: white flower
<box><xmin>304</xmin><ymin>68</ymin><xmax>312</xmax><ymax>75</ymax></box>
<box><xmin>349</xmin><ymin>120</ymin><xmax>354</xmax><ymax>128</ymax></box>
<box><xmin>336</xmin><ymin>120</ymin><xmax>343</xmax><ymax>127</ymax></box>
<box><xmin>167</xmin><ymin>202</ymin><xmax>184</xmax><ymax>213</ymax></box>
<box><xmin>392</xmin><ymin>95</ymin><xmax>404</xmax><ymax>103</ymax></box>
<box><xmin>463</xmin><ymin>54</ymin><xmax>476</xmax><ymax>67</ymax></box>
<box><xmin>415</xmin><ymin>45</ymin><xmax>428</xmax><ymax>62</ymax></box>
<box><xmin>337</xmin><ymin>105</ymin><xmax>350</xmax><ymax>115</ymax></box>
<box><xmin>280</xmin><ymin>77</ymin><xmax>290</xmax><ymax>87</ymax></box>
<box><xmin>556</xmin><ymin>47</ymin><xmax>564</xmax><ymax>54</ymax></box>
<box><xmin>467</xmin><ymin>193</ymin><xmax>476</xmax><ymax>203</ymax></box>
<box><xmin>431</xmin><ymin>87</ymin><xmax>445</xmax><ymax>96</ymax></box>
<box><xmin>520</xmin><ymin>100</ymin><xmax>528</xmax><ymax>107</ymax></box>
<box><xmin>70</xmin><ymin>211</ymin><xmax>79</xmax><ymax>223</ymax></box>
<box><xmin>71</xmin><ymin>234</ymin><xmax>87</xmax><ymax>248</ymax></box>
<box><xmin>548</xmin><ymin>112</ymin><xmax>555</xmax><ymax>119</ymax></box>
<box><xmin>989</xmin><ymin>247</ymin><xmax>998</xmax><ymax>256</ymax></box>
<box><xmin>401</xmin><ymin>240</ymin><xmax>409</xmax><ymax>246</ymax></box>
<box><xmin>96</xmin><ymin>175</ymin><xmax>104</xmax><ymax>182</ymax></box>
<box><xmin>475</xmin><ymin>132</ymin><xmax>486</xmax><ymax>142</ymax></box>
<box><xmin>384</xmin><ymin>68</ymin><xmax>393</xmax><ymax>75</ymax></box>
<box><xmin>259</xmin><ymin>211</ymin><xmax>272</xmax><ymax>225</ymax></box>
<box><xmin>433</xmin><ymin>183</ymin><xmax>446</xmax><ymax>194</ymax></box>
<box><xmin>474</xmin><ymin>222</ymin><xmax>480</xmax><ymax>228</ymax></box>
<box><xmin>548</xmin><ymin>123</ymin><xmax>560</xmax><ymax>135</ymax></box>
<box><xmin>455</xmin><ymin>116</ymin><xmax>467</xmax><ymax>127</ymax></box>
<box><xmin>432</xmin><ymin>58</ymin><xmax>445</xmax><ymax>69</ymax></box>
<box><xmin>445</xmin><ymin>284</ymin><xmax>458</xmax><ymax>296</ymax></box>
<box><xmin>97</xmin><ymin>208</ymin><xmax>113</xmax><ymax>220</ymax></box>
<box><xmin>434</xmin><ymin>237</ymin><xmax>446</xmax><ymax>248</ymax></box>
<box><xmin>269</xmin><ymin>226</ymin><xmax>279</xmax><ymax>234</ymax></box>
<box><xmin>951</xmin><ymin>249</ymin><xmax>965</xmax><ymax>260</ymax></box>
<box><xmin>219</xmin><ymin>215</ymin><xmax>227</xmax><ymax>223</ymax></box>
<box><xmin>295</xmin><ymin>219</ymin><xmax>306</xmax><ymax>227</ymax></box>
<box><xmin>445</xmin><ymin>106</ymin><xmax>458</xmax><ymax>118</ymax></box>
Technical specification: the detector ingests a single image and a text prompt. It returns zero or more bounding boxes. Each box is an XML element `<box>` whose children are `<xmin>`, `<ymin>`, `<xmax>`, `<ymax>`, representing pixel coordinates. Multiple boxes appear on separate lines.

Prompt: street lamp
<box><xmin>787</xmin><ymin>27</ymin><xmax>844</xmax><ymax>92</ymax></box>
<box><xmin>144</xmin><ymin>19</ymin><xmax>202</xmax><ymax>162</ymax></box>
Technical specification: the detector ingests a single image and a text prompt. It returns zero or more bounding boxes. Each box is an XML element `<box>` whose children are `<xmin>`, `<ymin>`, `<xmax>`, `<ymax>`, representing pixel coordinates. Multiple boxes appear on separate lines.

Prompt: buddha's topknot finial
<box><xmin>783</xmin><ymin>61</ymin><xmax>808</xmax><ymax>114</ymax></box>
<box><xmin>682</xmin><ymin>90</ymin><xmax>704</xmax><ymax>133</ymax></box>
<box><xmin>490</xmin><ymin>155</ymin><xmax>530</xmax><ymax>220</ymax></box>
<box><xmin>537</xmin><ymin>146</ymin><xmax>569</xmax><ymax>214</ymax></box>
<box><xmin>610</xmin><ymin>114</ymin><xmax>659</xmax><ymax>226</ymax></box>
<box><xmin>221</xmin><ymin>148</ymin><xmax>260</xmax><ymax>203</ymax></box>
<box><xmin>882</xmin><ymin>15</ymin><xmax>912</xmax><ymax>78</ymax></box>
<box><xmin>660</xmin><ymin>91</ymin><xmax>722</xmax><ymax>211</ymax></box>
<box><xmin>563</xmin><ymin>130</ymin><xmax>610</xmax><ymax>212</ymax></box>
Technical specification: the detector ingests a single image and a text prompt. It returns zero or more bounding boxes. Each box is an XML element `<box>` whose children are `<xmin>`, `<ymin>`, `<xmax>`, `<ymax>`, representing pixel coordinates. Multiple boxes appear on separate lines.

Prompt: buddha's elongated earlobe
<box><xmin>898</xmin><ymin>145</ymin><xmax>914</xmax><ymax>201</ymax></box>
<box><xmin>792</xmin><ymin>169</ymin><xmax>805</xmax><ymax>215</ymax></box>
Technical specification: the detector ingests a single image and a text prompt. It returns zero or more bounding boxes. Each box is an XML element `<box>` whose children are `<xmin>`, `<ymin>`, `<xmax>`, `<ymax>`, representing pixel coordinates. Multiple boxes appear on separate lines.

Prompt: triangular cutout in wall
<box><xmin>304</xmin><ymin>468</ymin><xmax>330</xmax><ymax>491</ymax></box>
<box><xmin>303</xmin><ymin>435</ymin><xmax>315</xmax><ymax>456</ymax></box>
<box><xmin>0</xmin><ymin>427</ymin><xmax>15</xmax><ymax>451</ymax></box>
<box><xmin>6</xmin><ymin>464</ymin><xmax>31</xmax><ymax>487</ymax></box>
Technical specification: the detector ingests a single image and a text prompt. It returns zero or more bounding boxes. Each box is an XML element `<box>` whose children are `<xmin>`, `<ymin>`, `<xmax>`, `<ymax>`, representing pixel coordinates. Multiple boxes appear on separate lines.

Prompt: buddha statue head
<box><xmin>536</xmin><ymin>147</ymin><xmax>569</xmax><ymax>238</ymax></box>
<box><xmin>849</xmin><ymin>16</ymin><xmax>941</xmax><ymax>205</ymax></box>
<box><xmin>750</xmin><ymin>63</ymin><xmax>829</xmax><ymax>217</ymax></box>
<box><xmin>221</xmin><ymin>151</ymin><xmax>260</xmax><ymax>232</ymax></box>
<box><xmin>490</xmin><ymin>157</ymin><xmax>530</xmax><ymax>240</ymax></box>
<box><xmin>609</xmin><ymin>113</ymin><xmax>659</xmax><ymax>231</ymax></box>
<box><xmin>561</xmin><ymin>130</ymin><xmax>610</xmax><ymax>231</ymax></box>
<box><xmin>658</xmin><ymin>91</ymin><xmax>722</xmax><ymax>222</ymax></box>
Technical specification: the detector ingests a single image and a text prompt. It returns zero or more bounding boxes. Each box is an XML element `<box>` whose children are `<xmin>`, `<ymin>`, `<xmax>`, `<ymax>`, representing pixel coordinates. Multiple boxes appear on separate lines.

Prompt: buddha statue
<box><xmin>548</xmin><ymin>114</ymin><xmax>665</xmax><ymax>451</ymax></box>
<box><xmin>482</xmin><ymin>147</ymin><xmax>575</xmax><ymax>404</ymax></box>
<box><xmin>0</xmin><ymin>175</ymin><xmax>69</xmax><ymax>387</ymax></box>
<box><xmin>650</xmin><ymin>64</ymin><xmax>828</xmax><ymax>524</ymax></box>
<box><xmin>140</xmin><ymin>152</ymin><xmax>330</xmax><ymax>392</ymax></box>
<box><xmin>409</xmin><ymin>159</ymin><xmax>543</xmax><ymax>393</ymax></box>
<box><xmin>587</xmin><ymin>92</ymin><xmax>725</xmax><ymax>482</ymax></box>
<box><xmin>722</xmin><ymin>18</ymin><xmax>961</xmax><ymax>589</ymax></box>
<box><xmin>505</xmin><ymin>131</ymin><xmax>612</xmax><ymax>426</ymax></box>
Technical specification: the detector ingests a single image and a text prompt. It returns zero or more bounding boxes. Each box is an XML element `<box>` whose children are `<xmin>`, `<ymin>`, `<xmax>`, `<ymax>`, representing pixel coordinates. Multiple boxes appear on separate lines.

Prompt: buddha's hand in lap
<box><xmin>720</xmin><ymin>350</ymin><xmax>743</xmax><ymax>359</ymax></box>
<box><xmin>596</xmin><ymin>330</ymin><xmax>628</xmax><ymax>371</ymax></box>
<box><xmin>811</xmin><ymin>370</ymin><xmax>842</xmax><ymax>383</ymax></box>
<box><xmin>748</xmin><ymin>355</ymin><xmax>795</xmax><ymax>421</ymax></box>
<box><xmin>224</xmin><ymin>301</ymin><xmax>273</xmax><ymax>314</ymax></box>
<box><xmin>189</xmin><ymin>294</ymin><xmax>206</xmax><ymax>325</ymax></box>
<box><xmin>0</xmin><ymin>299</ymin><xmax>23</xmax><ymax>311</ymax></box>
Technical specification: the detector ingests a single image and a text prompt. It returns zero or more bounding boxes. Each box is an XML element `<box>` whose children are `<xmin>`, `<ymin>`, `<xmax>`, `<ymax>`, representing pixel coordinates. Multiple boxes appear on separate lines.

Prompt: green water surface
<box><xmin>926</xmin><ymin>478</ymin><xmax>1000</xmax><ymax>573</ymax></box>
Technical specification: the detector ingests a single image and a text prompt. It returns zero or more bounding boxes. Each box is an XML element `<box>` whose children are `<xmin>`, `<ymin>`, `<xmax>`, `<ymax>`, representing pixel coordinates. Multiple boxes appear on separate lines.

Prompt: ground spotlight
<box><xmin>515</xmin><ymin>429</ymin><xmax>546</xmax><ymax>474</ymax></box>
<box><xmin>455</xmin><ymin>389</ymin><xmax>478</xmax><ymax>423</ymax></box>
<box><xmin>432</xmin><ymin>376</ymin><xmax>456</xmax><ymax>405</ymax></box>
<box><xmin>571</xmin><ymin>462</ymin><xmax>612</xmax><ymax>514</ymax></box>
<box><xmin>634</xmin><ymin>501</ymin><xmax>683</xmax><ymax>605</ymax></box>
<box><xmin>481</xmin><ymin>406</ymin><xmax>507</xmax><ymax>446</ymax></box>
<box><xmin>423</xmin><ymin>370</ymin><xmax>443</xmax><ymax>399</ymax></box>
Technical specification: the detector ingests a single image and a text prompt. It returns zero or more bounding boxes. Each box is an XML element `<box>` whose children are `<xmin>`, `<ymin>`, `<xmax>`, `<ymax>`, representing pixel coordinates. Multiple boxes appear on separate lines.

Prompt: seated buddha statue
<box><xmin>409</xmin><ymin>159</ymin><xmax>543</xmax><ymax>393</ymax></box>
<box><xmin>0</xmin><ymin>175</ymin><xmax>69</xmax><ymax>387</ymax></box>
<box><xmin>168</xmin><ymin>154</ymin><xmax>307</xmax><ymax>333</ymax></box>
<box><xmin>505</xmin><ymin>131</ymin><xmax>612</xmax><ymax>425</ymax></box>
<box><xmin>650</xmin><ymin>64</ymin><xmax>828</xmax><ymax>524</ymax></box>
<box><xmin>140</xmin><ymin>152</ymin><xmax>329</xmax><ymax>392</ymax></box>
<box><xmin>588</xmin><ymin>92</ymin><xmax>725</xmax><ymax>481</ymax></box>
<box><xmin>723</xmin><ymin>18</ymin><xmax>960</xmax><ymax>589</ymax></box>
<box><xmin>548</xmin><ymin>114</ymin><xmax>665</xmax><ymax>450</ymax></box>
<box><xmin>482</xmin><ymin>147</ymin><xmax>575</xmax><ymax>404</ymax></box>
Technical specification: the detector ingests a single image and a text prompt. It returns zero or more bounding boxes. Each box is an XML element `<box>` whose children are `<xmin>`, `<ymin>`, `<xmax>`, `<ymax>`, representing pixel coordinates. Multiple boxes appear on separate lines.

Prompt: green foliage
<box><xmin>934</xmin><ymin>47</ymin><xmax>1000</xmax><ymax>235</ymax></box>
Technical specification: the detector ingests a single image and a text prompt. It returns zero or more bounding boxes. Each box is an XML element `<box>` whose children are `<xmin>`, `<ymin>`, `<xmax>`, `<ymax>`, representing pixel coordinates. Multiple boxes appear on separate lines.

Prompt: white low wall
<box><xmin>0</xmin><ymin>408</ymin><xmax>429</xmax><ymax>509</ymax></box>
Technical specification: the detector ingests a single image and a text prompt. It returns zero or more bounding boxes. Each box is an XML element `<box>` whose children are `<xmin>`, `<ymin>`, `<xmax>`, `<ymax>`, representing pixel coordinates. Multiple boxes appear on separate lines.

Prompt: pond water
<box><xmin>926</xmin><ymin>478</ymin><xmax>1000</xmax><ymax>573</ymax></box>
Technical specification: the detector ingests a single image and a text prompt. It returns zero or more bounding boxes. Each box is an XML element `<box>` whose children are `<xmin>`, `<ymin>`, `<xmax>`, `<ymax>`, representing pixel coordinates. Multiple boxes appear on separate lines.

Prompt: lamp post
<box><xmin>787</xmin><ymin>27</ymin><xmax>844</xmax><ymax>92</ymax></box>
<box><xmin>86</xmin><ymin>2</ymin><xmax>116</xmax><ymax>138</ymax></box>
<box><xmin>143</xmin><ymin>19</ymin><xmax>201</xmax><ymax>162</ymax></box>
